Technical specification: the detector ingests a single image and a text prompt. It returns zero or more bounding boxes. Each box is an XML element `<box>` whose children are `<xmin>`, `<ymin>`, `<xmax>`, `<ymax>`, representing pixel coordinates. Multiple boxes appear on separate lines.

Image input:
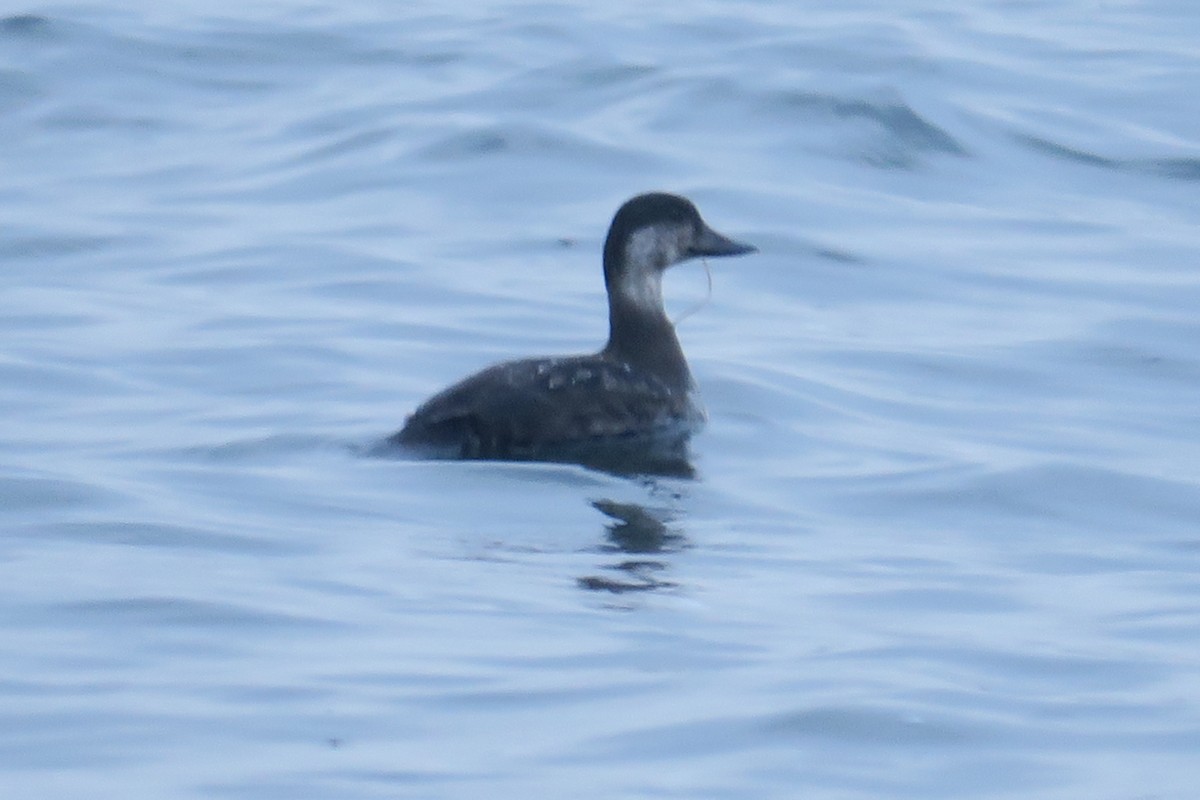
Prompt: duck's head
<box><xmin>602</xmin><ymin>192</ymin><xmax>756</xmax><ymax>312</ymax></box>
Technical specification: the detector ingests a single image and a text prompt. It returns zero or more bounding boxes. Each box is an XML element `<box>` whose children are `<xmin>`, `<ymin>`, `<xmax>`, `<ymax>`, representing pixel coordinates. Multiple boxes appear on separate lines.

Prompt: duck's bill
<box><xmin>691</xmin><ymin>225</ymin><xmax>757</xmax><ymax>257</ymax></box>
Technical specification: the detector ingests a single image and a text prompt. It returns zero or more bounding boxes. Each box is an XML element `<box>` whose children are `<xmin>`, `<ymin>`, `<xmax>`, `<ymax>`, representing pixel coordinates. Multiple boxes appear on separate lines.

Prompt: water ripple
<box><xmin>2</xmin><ymin>3</ymin><xmax>1199</xmax><ymax>799</ymax></box>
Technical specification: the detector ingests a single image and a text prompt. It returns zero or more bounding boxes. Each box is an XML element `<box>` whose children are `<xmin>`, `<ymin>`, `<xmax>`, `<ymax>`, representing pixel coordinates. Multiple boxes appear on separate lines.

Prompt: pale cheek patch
<box><xmin>617</xmin><ymin>267</ymin><xmax>663</xmax><ymax>312</ymax></box>
<box><xmin>619</xmin><ymin>226</ymin><xmax>682</xmax><ymax>311</ymax></box>
<box><xmin>625</xmin><ymin>226</ymin><xmax>676</xmax><ymax>269</ymax></box>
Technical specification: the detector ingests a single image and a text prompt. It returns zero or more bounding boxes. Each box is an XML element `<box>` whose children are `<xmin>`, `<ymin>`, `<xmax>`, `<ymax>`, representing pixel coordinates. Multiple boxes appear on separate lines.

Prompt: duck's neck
<box><xmin>602</xmin><ymin>281</ymin><xmax>693</xmax><ymax>393</ymax></box>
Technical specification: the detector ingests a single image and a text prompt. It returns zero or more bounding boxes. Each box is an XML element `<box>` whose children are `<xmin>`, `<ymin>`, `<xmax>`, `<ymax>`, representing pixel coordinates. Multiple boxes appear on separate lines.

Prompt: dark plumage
<box><xmin>388</xmin><ymin>192</ymin><xmax>756</xmax><ymax>467</ymax></box>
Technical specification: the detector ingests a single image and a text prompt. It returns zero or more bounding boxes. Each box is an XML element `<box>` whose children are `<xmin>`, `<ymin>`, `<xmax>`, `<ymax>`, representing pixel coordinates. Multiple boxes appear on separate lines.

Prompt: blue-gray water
<box><xmin>3</xmin><ymin>2</ymin><xmax>1200</xmax><ymax>797</ymax></box>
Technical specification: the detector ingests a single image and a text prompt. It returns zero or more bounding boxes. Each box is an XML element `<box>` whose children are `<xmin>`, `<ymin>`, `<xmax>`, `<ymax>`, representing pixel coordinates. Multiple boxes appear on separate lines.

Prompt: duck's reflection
<box><xmin>577</xmin><ymin>498</ymin><xmax>688</xmax><ymax>593</ymax></box>
<box><xmin>366</xmin><ymin>437</ymin><xmax>696</xmax><ymax>481</ymax></box>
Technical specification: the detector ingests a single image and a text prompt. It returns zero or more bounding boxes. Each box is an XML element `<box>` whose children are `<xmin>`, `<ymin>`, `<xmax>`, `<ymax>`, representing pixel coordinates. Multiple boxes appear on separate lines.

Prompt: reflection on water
<box><xmin>578</xmin><ymin>498</ymin><xmax>687</xmax><ymax>593</ymax></box>
<box><xmin>572</xmin><ymin>446</ymin><xmax>696</xmax><ymax>481</ymax></box>
<box><xmin>368</xmin><ymin>436</ymin><xmax>697</xmax><ymax>480</ymax></box>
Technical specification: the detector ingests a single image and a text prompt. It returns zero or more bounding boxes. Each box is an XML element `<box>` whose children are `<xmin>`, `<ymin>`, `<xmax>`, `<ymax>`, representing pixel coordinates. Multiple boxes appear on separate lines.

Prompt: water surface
<box><xmin>2</xmin><ymin>2</ymin><xmax>1200</xmax><ymax>798</ymax></box>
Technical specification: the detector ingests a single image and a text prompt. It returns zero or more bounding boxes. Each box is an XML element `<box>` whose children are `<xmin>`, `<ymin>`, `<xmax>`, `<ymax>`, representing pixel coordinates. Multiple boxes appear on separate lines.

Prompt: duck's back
<box><xmin>390</xmin><ymin>355</ymin><xmax>704</xmax><ymax>461</ymax></box>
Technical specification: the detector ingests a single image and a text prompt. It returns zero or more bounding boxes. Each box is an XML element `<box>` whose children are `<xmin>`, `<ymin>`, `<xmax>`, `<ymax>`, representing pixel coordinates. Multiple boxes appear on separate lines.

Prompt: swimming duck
<box><xmin>388</xmin><ymin>192</ymin><xmax>756</xmax><ymax>465</ymax></box>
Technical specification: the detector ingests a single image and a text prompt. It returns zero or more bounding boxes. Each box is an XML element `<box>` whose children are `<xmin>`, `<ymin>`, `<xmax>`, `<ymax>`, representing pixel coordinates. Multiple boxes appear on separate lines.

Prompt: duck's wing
<box><xmin>390</xmin><ymin>356</ymin><xmax>700</xmax><ymax>459</ymax></box>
